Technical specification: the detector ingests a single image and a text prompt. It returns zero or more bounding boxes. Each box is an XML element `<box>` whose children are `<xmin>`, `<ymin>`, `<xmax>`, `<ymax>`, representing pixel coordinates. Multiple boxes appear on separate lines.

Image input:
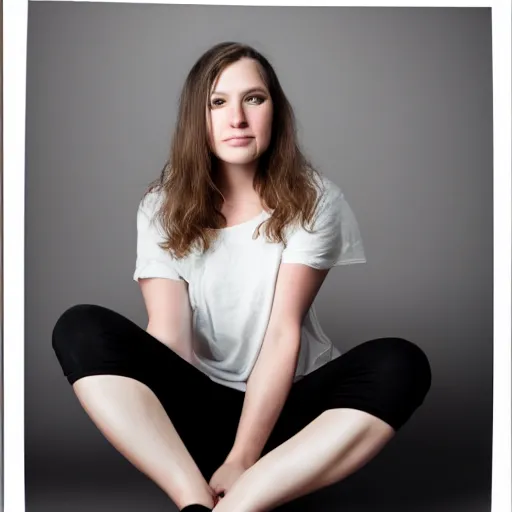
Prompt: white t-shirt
<box><xmin>133</xmin><ymin>174</ymin><xmax>366</xmax><ymax>391</ymax></box>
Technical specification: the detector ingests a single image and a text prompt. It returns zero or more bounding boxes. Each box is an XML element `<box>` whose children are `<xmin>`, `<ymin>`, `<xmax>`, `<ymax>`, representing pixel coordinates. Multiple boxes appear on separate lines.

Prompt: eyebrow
<box><xmin>210</xmin><ymin>87</ymin><xmax>268</xmax><ymax>96</ymax></box>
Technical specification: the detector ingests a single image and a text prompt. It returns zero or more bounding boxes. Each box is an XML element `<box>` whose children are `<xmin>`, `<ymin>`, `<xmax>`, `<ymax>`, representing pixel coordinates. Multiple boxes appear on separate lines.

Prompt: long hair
<box><xmin>143</xmin><ymin>41</ymin><xmax>322</xmax><ymax>259</ymax></box>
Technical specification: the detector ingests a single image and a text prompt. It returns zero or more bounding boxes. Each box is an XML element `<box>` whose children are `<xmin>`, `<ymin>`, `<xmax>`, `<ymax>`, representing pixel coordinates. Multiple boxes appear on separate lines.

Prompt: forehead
<box><xmin>212</xmin><ymin>58</ymin><xmax>267</xmax><ymax>92</ymax></box>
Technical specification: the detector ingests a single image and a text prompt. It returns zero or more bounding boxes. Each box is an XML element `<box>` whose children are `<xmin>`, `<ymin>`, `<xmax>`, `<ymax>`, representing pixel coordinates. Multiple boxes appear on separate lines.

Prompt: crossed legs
<box><xmin>52</xmin><ymin>305</ymin><xmax>431</xmax><ymax>512</ymax></box>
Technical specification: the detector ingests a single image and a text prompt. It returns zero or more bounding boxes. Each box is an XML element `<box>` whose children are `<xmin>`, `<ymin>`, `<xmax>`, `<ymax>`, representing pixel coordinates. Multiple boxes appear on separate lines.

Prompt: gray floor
<box><xmin>26</xmin><ymin>462</ymin><xmax>491</xmax><ymax>512</ymax></box>
<box><xmin>26</xmin><ymin>487</ymin><xmax>491</xmax><ymax>512</ymax></box>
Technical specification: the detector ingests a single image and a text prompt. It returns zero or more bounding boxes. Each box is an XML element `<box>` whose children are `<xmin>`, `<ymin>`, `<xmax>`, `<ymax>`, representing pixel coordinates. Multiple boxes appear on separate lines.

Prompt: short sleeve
<box><xmin>133</xmin><ymin>191</ymin><xmax>183</xmax><ymax>282</ymax></box>
<box><xmin>281</xmin><ymin>183</ymin><xmax>367</xmax><ymax>270</ymax></box>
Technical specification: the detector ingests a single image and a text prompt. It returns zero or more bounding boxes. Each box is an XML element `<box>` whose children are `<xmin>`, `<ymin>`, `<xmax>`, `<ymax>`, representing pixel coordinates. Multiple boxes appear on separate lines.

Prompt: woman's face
<box><xmin>207</xmin><ymin>58</ymin><xmax>273</xmax><ymax>166</ymax></box>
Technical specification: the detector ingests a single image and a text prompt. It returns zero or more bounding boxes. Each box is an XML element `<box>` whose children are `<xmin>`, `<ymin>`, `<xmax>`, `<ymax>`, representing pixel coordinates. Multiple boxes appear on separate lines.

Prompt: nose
<box><xmin>229</xmin><ymin>102</ymin><xmax>248</xmax><ymax>128</ymax></box>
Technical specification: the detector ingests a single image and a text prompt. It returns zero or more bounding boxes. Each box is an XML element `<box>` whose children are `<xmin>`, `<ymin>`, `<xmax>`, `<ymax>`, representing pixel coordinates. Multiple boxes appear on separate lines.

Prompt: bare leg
<box><xmin>73</xmin><ymin>374</ymin><xmax>215</xmax><ymax>510</ymax></box>
<box><xmin>213</xmin><ymin>408</ymin><xmax>395</xmax><ymax>512</ymax></box>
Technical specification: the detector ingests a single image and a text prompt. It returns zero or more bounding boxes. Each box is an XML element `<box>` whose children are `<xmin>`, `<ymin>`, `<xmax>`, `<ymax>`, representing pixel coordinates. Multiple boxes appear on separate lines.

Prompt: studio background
<box><xmin>24</xmin><ymin>3</ymin><xmax>493</xmax><ymax>512</ymax></box>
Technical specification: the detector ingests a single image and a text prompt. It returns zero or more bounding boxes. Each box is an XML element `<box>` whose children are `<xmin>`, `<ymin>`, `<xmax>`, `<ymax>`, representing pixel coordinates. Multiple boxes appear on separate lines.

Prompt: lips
<box><xmin>225</xmin><ymin>136</ymin><xmax>253</xmax><ymax>141</ymax></box>
<box><xmin>224</xmin><ymin>136</ymin><xmax>254</xmax><ymax>147</ymax></box>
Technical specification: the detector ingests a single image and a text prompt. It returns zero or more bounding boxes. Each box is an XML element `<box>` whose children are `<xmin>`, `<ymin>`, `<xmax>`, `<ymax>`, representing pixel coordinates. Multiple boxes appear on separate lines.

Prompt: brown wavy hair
<box><xmin>143</xmin><ymin>41</ymin><xmax>323</xmax><ymax>259</ymax></box>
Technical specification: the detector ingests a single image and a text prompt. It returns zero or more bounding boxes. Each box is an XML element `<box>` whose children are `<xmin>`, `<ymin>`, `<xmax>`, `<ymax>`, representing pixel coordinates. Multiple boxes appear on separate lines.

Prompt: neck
<box><xmin>214</xmin><ymin>160</ymin><xmax>260</xmax><ymax>203</ymax></box>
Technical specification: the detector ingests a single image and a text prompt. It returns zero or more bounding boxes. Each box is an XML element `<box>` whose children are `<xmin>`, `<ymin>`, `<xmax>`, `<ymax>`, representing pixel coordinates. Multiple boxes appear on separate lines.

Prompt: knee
<box><xmin>373</xmin><ymin>337</ymin><xmax>432</xmax><ymax>402</ymax></box>
<box><xmin>51</xmin><ymin>304</ymin><xmax>105</xmax><ymax>356</ymax></box>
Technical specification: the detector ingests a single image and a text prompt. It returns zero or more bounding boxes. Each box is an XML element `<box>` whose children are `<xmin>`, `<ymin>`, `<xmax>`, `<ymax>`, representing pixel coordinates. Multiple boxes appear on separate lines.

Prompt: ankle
<box><xmin>176</xmin><ymin>488</ymin><xmax>214</xmax><ymax>511</ymax></box>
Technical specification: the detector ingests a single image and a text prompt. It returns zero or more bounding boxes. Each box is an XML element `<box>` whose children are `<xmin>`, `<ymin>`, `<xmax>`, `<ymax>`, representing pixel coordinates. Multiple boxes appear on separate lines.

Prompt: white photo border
<box><xmin>3</xmin><ymin>0</ymin><xmax>510</xmax><ymax>511</ymax></box>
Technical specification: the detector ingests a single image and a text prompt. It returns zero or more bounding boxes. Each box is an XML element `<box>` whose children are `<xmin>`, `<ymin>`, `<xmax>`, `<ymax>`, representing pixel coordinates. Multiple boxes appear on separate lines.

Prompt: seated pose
<box><xmin>52</xmin><ymin>42</ymin><xmax>432</xmax><ymax>512</ymax></box>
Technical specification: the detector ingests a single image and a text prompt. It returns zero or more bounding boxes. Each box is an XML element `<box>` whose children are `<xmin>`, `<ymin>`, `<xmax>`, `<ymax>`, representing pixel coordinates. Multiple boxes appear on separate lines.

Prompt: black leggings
<box><xmin>52</xmin><ymin>304</ymin><xmax>432</xmax><ymax>482</ymax></box>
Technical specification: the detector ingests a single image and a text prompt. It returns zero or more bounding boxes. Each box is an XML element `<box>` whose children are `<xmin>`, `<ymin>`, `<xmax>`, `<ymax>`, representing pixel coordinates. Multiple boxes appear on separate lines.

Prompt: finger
<box><xmin>213</xmin><ymin>487</ymin><xmax>224</xmax><ymax>498</ymax></box>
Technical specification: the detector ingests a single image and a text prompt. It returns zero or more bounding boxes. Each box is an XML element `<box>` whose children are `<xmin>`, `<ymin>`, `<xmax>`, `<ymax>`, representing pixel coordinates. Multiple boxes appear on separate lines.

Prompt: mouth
<box><xmin>225</xmin><ymin>136</ymin><xmax>253</xmax><ymax>141</ymax></box>
<box><xmin>224</xmin><ymin>136</ymin><xmax>254</xmax><ymax>147</ymax></box>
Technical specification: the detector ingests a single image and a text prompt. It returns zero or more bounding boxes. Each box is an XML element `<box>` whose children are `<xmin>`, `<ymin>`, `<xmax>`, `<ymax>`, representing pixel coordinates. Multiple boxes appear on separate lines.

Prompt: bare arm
<box><xmin>138</xmin><ymin>277</ymin><xmax>194</xmax><ymax>364</ymax></box>
<box><xmin>225</xmin><ymin>263</ymin><xmax>330</xmax><ymax>467</ymax></box>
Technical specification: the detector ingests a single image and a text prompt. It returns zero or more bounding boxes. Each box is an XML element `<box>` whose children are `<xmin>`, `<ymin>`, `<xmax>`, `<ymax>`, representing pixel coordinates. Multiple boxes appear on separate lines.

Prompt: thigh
<box><xmin>264</xmin><ymin>337</ymin><xmax>432</xmax><ymax>451</ymax></box>
<box><xmin>52</xmin><ymin>303</ymin><xmax>210</xmax><ymax>395</ymax></box>
<box><xmin>52</xmin><ymin>303</ymin><xmax>243</xmax><ymax>479</ymax></box>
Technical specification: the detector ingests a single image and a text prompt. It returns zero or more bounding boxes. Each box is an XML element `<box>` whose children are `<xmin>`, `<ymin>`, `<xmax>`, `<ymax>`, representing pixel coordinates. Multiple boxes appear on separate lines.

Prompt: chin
<box><xmin>216</xmin><ymin>152</ymin><xmax>260</xmax><ymax>166</ymax></box>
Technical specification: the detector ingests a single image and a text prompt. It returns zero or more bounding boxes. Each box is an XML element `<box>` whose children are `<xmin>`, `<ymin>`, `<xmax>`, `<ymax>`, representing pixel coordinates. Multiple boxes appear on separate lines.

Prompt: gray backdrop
<box><xmin>24</xmin><ymin>3</ymin><xmax>493</xmax><ymax>512</ymax></box>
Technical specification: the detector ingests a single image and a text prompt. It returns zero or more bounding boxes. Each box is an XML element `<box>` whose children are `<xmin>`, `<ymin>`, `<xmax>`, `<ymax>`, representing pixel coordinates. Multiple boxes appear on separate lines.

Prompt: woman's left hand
<box><xmin>209</xmin><ymin>459</ymin><xmax>249</xmax><ymax>503</ymax></box>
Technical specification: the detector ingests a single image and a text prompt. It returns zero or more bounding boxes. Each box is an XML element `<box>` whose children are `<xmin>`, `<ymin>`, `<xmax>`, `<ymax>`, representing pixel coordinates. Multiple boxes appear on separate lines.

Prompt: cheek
<box><xmin>208</xmin><ymin>114</ymin><xmax>223</xmax><ymax>145</ymax></box>
<box><xmin>256</xmin><ymin>111</ymin><xmax>273</xmax><ymax>143</ymax></box>
<box><xmin>205</xmin><ymin>114</ymin><xmax>213</xmax><ymax>145</ymax></box>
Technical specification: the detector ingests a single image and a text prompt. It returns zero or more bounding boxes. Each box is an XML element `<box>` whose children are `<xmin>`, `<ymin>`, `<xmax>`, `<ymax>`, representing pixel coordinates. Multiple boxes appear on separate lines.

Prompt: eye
<box><xmin>246</xmin><ymin>95</ymin><xmax>266</xmax><ymax>105</ymax></box>
<box><xmin>210</xmin><ymin>98</ymin><xmax>224</xmax><ymax>107</ymax></box>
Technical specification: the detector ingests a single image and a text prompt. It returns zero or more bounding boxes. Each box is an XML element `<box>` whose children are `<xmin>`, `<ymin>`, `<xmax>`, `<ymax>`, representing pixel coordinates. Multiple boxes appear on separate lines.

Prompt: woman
<box><xmin>52</xmin><ymin>42</ymin><xmax>432</xmax><ymax>512</ymax></box>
